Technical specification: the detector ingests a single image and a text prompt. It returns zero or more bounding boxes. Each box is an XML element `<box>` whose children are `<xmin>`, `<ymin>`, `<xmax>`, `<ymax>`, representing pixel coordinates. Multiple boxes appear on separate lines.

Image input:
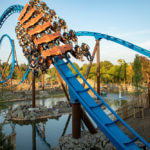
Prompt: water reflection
<box><xmin>0</xmin><ymin>93</ymin><xmax>134</xmax><ymax>149</ymax></box>
<box><xmin>32</xmin><ymin>124</ymin><xmax>36</xmax><ymax>150</ymax></box>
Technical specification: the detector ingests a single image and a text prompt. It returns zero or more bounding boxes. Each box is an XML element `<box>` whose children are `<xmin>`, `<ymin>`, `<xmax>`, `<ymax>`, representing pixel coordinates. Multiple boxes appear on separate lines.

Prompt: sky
<box><xmin>0</xmin><ymin>0</ymin><xmax>150</xmax><ymax>65</ymax></box>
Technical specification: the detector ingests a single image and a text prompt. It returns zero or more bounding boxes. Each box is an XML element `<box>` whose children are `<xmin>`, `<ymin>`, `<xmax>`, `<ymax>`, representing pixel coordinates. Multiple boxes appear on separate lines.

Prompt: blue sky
<box><xmin>0</xmin><ymin>0</ymin><xmax>150</xmax><ymax>65</ymax></box>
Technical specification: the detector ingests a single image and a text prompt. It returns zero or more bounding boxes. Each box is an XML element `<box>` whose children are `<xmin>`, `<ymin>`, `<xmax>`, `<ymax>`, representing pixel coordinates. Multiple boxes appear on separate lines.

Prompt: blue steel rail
<box><xmin>0</xmin><ymin>34</ymin><xmax>15</xmax><ymax>83</ymax></box>
<box><xmin>0</xmin><ymin>5</ymin><xmax>24</xmax><ymax>29</ymax></box>
<box><xmin>0</xmin><ymin>5</ymin><xmax>30</xmax><ymax>84</ymax></box>
<box><xmin>76</xmin><ymin>31</ymin><xmax>150</xmax><ymax>58</ymax></box>
<box><xmin>53</xmin><ymin>56</ymin><xmax>150</xmax><ymax>150</ymax></box>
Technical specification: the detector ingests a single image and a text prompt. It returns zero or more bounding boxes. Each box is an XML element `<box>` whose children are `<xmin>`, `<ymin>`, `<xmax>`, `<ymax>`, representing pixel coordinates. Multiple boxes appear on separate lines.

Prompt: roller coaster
<box><xmin>0</xmin><ymin>0</ymin><xmax>150</xmax><ymax>149</ymax></box>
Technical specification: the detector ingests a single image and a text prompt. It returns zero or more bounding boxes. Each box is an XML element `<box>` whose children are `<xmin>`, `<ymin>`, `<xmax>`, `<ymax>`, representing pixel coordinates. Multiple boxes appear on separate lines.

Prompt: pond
<box><xmin>0</xmin><ymin>92</ymin><xmax>132</xmax><ymax>150</ymax></box>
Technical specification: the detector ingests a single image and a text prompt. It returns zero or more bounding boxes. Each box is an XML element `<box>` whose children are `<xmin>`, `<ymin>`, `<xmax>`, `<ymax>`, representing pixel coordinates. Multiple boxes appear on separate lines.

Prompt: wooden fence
<box><xmin>115</xmin><ymin>93</ymin><xmax>148</xmax><ymax>119</ymax></box>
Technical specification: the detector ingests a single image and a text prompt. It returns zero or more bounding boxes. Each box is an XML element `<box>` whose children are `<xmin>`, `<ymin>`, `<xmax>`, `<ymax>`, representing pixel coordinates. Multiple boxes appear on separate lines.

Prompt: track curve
<box><xmin>0</xmin><ymin>34</ymin><xmax>15</xmax><ymax>83</ymax></box>
<box><xmin>0</xmin><ymin>5</ymin><xmax>30</xmax><ymax>84</ymax></box>
<box><xmin>0</xmin><ymin>5</ymin><xmax>24</xmax><ymax>29</ymax></box>
<box><xmin>76</xmin><ymin>31</ymin><xmax>150</xmax><ymax>57</ymax></box>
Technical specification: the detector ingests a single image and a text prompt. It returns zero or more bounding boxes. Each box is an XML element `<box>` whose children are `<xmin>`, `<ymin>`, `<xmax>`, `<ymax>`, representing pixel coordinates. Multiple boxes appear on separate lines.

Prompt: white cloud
<box><xmin>139</xmin><ymin>41</ymin><xmax>150</xmax><ymax>50</ymax></box>
<box><xmin>114</xmin><ymin>29</ymin><xmax>150</xmax><ymax>38</ymax></box>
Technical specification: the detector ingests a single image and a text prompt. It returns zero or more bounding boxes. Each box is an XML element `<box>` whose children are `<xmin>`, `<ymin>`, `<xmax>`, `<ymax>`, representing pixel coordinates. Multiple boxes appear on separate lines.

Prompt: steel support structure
<box><xmin>96</xmin><ymin>40</ymin><xmax>100</xmax><ymax>95</ymax></box>
<box><xmin>32</xmin><ymin>73</ymin><xmax>36</xmax><ymax>108</ymax></box>
<box><xmin>32</xmin><ymin>124</ymin><xmax>36</xmax><ymax>150</ymax></box>
<box><xmin>84</xmin><ymin>41</ymin><xmax>98</xmax><ymax>81</ymax></box>
<box><xmin>81</xmin><ymin>108</ymin><xmax>97</xmax><ymax>134</ymax></box>
<box><xmin>55</xmin><ymin>68</ymin><xmax>70</xmax><ymax>104</ymax></box>
<box><xmin>42</xmin><ymin>73</ymin><xmax>45</xmax><ymax>91</ymax></box>
<box><xmin>62</xmin><ymin>114</ymin><xmax>71</xmax><ymax>136</ymax></box>
<box><xmin>72</xmin><ymin>103</ymin><xmax>81</xmax><ymax>139</ymax></box>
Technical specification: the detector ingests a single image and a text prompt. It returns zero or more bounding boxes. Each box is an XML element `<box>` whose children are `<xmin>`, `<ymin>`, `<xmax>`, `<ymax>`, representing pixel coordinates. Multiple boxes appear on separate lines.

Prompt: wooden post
<box><xmin>42</xmin><ymin>73</ymin><xmax>45</xmax><ymax>91</ymax></box>
<box><xmin>81</xmin><ymin>108</ymin><xmax>97</xmax><ymax>134</ymax></box>
<box><xmin>82</xmin><ymin>40</ymin><xmax>99</xmax><ymax>87</ymax></box>
<box><xmin>72</xmin><ymin>103</ymin><xmax>81</xmax><ymax>139</ymax></box>
<box><xmin>32</xmin><ymin>73</ymin><xmax>36</xmax><ymax>108</ymax></box>
<box><xmin>85</xmin><ymin>42</ymin><xmax>98</xmax><ymax>80</ymax></box>
<box><xmin>55</xmin><ymin>68</ymin><xmax>70</xmax><ymax>104</ymax></box>
<box><xmin>11</xmin><ymin>78</ymin><xmax>13</xmax><ymax>93</ymax></box>
<box><xmin>32</xmin><ymin>124</ymin><xmax>36</xmax><ymax>150</ymax></box>
<box><xmin>62</xmin><ymin>114</ymin><xmax>71</xmax><ymax>136</ymax></box>
<box><xmin>2</xmin><ymin>83</ymin><xmax>3</xmax><ymax>96</ymax></box>
<box><xmin>96</xmin><ymin>40</ymin><xmax>100</xmax><ymax>95</ymax></box>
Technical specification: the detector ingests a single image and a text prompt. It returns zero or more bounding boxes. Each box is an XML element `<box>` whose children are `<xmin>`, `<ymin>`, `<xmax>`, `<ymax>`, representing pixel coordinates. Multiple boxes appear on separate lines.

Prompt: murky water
<box><xmin>0</xmin><ymin>93</ymin><xmax>131</xmax><ymax>149</ymax></box>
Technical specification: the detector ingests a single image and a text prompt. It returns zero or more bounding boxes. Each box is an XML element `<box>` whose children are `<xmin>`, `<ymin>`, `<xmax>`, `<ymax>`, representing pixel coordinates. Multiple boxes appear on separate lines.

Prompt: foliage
<box><xmin>139</xmin><ymin>56</ymin><xmax>150</xmax><ymax>82</ymax></box>
<box><xmin>0</xmin><ymin>55</ymin><xmax>148</xmax><ymax>87</ymax></box>
<box><xmin>133</xmin><ymin>55</ymin><xmax>142</xmax><ymax>89</ymax></box>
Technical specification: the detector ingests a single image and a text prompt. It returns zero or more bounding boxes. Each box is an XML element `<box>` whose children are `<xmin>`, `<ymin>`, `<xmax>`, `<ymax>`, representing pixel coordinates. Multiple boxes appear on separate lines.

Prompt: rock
<box><xmin>135</xmin><ymin>141</ymin><xmax>146</xmax><ymax>149</ymax></box>
<box><xmin>24</xmin><ymin>115</ymin><xmax>30</xmax><ymax>120</ymax></box>
<box><xmin>12</xmin><ymin>111</ymin><xmax>18</xmax><ymax>118</ymax></box>
<box><xmin>18</xmin><ymin>111</ymin><xmax>24</xmax><ymax>119</ymax></box>
<box><xmin>6</xmin><ymin>102</ymin><xmax>72</xmax><ymax>122</ymax></box>
<box><xmin>28</xmin><ymin>108</ymin><xmax>39</xmax><ymax>111</ymax></box>
<box><xmin>6</xmin><ymin>116</ymin><xmax>11</xmax><ymax>120</ymax></box>
<box><xmin>104</xmin><ymin>143</ymin><xmax>114</xmax><ymax>150</ymax></box>
<box><xmin>31</xmin><ymin>116</ymin><xmax>36</xmax><ymax>120</ymax></box>
<box><xmin>102</xmin><ymin>139</ymin><xmax>109</xmax><ymax>148</ymax></box>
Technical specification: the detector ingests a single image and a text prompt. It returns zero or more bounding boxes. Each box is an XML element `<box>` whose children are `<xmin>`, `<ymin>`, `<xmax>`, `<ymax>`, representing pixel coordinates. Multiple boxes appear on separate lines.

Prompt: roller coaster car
<box><xmin>63</xmin><ymin>32</ymin><xmax>69</xmax><ymax>38</ymax></box>
<box><xmin>41</xmin><ymin>44</ymin><xmax>73</xmax><ymax>59</ymax></box>
<box><xmin>49</xmin><ymin>9</ymin><xmax>56</xmax><ymax>18</ymax></box>
<box><xmin>23</xmin><ymin>14</ymin><xmax>43</xmax><ymax>29</ymax></box>
<box><xmin>70</xmin><ymin>45</ymin><xmax>83</xmax><ymax>60</ymax></box>
<box><xmin>74</xmin><ymin>45</ymin><xmax>81</xmax><ymax>53</ymax></box>
<box><xmin>18</xmin><ymin>4</ymin><xmax>29</xmax><ymax>21</ymax></box>
<box><xmin>59</xmin><ymin>19</ymin><xmax>66</xmax><ymax>28</ymax></box>
<box><xmin>81</xmin><ymin>43</ymin><xmax>92</xmax><ymax>61</ymax></box>
<box><xmin>52</xmin><ymin>21</ymin><xmax>61</xmax><ymax>32</ymax></box>
<box><xmin>20</xmin><ymin>7</ymin><xmax>36</xmax><ymax>24</ymax></box>
<box><xmin>34</xmin><ymin>32</ymin><xmax>61</xmax><ymax>46</ymax></box>
<box><xmin>16</xmin><ymin>0</ymin><xmax>92</xmax><ymax>75</ymax></box>
<box><xmin>29</xmin><ymin>60</ymin><xmax>36</xmax><ymax>70</ymax></box>
<box><xmin>40</xmin><ymin>2</ymin><xmax>49</xmax><ymax>11</ymax></box>
<box><xmin>38</xmin><ymin>57</ymin><xmax>51</xmax><ymax>73</ymax></box>
<box><xmin>69</xmin><ymin>30</ymin><xmax>77</xmax><ymax>42</ymax></box>
<box><xmin>28</xmin><ymin>22</ymin><xmax>51</xmax><ymax>37</ymax></box>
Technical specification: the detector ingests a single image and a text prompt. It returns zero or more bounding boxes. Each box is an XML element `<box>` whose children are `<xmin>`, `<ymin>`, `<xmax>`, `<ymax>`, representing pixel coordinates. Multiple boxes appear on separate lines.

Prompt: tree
<box><xmin>80</xmin><ymin>64</ymin><xmax>88</xmax><ymax>76</ymax></box>
<box><xmin>133</xmin><ymin>55</ymin><xmax>142</xmax><ymax>89</ymax></box>
<box><xmin>126</xmin><ymin>65</ymin><xmax>133</xmax><ymax>84</ymax></box>
<box><xmin>117</xmin><ymin>59</ymin><xmax>127</xmax><ymax>83</ymax></box>
<box><xmin>139</xmin><ymin>56</ymin><xmax>150</xmax><ymax>82</ymax></box>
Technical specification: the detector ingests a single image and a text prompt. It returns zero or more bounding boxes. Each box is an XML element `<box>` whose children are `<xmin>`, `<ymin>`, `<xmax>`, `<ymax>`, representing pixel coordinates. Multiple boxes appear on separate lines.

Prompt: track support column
<box><xmin>72</xmin><ymin>103</ymin><xmax>81</xmax><ymax>139</ymax></box>
<box><xmin>81</xmin><ymin>108</ymin><xmax>97</xmax><ymax>134</ymax></box>
<box><xmin>96</xmin><ymin>39</ymin><xmax>101</xmax><ymax>95</ymax></box>
<box><xmin>84</xmin><ymin>41</ymin><xmax>99</xmax><ymax>80</ymax></box>
<box><xmin>55</xmin><ymin>68</ymin><xmax>71</xmax><ymax>105</ymax></box>
<box><xmin>42</xmin><ymin>73</ymin><xmax>45</xmax><ymax>91</ymax></box>
<box><xmin>32</xmin><ymin>124</ymin><xmax>36</xmax><ymax>150</ymax></box>
<box><xmin>32</xmin><ymin>73</ymin><xmax>36</xmax><ymax>108</ymax></box>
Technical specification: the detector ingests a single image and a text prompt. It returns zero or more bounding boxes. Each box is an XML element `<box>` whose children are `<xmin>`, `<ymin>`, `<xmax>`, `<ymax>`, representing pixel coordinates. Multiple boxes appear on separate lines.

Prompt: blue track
<box><xmin>76</xmin><ymin>31</ymin><xmax>150</xmax><ymax>57</ymax></box>
<box><xmin>0</xmin><ymin>34</ymin><xmax>15</xmax><ymax>83</ymax></box>
<box><xmin>53</xmin><ymin>56</ymin><xmax>150</xmax><ymax>150</ymax></box>
<box><xmin>0</xmin><ymin>5</ymin><xmax>24</xmax><ymax>29</ymax></box>
<box><xmin>0</xmin><ymin>5</ymin><xmax>30</xmax><ymax>84</ymax></box>
<box><xmin>1</xmin><ymin>4</ymin><xmax>150</xmax><ymax>150</ymax></box>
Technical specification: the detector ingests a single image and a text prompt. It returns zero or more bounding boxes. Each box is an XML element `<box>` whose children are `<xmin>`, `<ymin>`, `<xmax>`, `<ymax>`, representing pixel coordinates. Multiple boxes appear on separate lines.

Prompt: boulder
<box><xmin>18</xmin><ymin>111</ymin><xmax>24</xmax><ymax>119</ymax></box>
